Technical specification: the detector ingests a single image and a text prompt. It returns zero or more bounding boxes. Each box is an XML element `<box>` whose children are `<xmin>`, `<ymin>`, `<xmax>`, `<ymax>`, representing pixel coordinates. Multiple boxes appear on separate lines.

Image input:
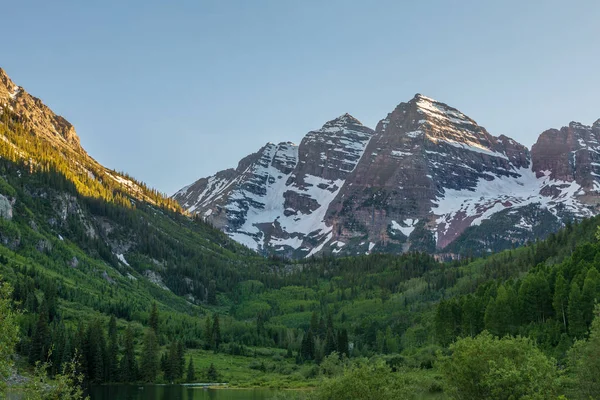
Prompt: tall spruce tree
<box><xmin>140</xmin><ymin>328</ymin><xmax>159</xmax><ymax>382</ymax></box>
<box><xmin>29</xmin><ymin>301</ymin><xmax>51</xmax><ymax>364</ymax></box>
<box><xmin>212</xmin><ymin>314</ymin><xmax>221</xmax><ymax>351</ymax></box>
<box><xmin>553</xmin><ymin>274</ymin><xmax>569</xmax><ymax>330</ymax></box>
<box><xmin>186</xmin><ymin>357</ymin><xmax>195</xmax><ymax>382</ymax></box>
<box><xmin>120</xmin><ymin>324</ymin><xmax>138</xmax><ymax>382</ymax></box>
<box><xmin>149</xmin><ymin>302</ymin><xmax>159</xmax><ymax>334</ymax></box>
<box><xmin>569</xmin><ymin>282</ymin><xmax>587</xmax><ymax>338</ymax></box>
<box><xmin>204</xmin><ymin>315</ymin><xmax>212</xmax><ymax>350</ymax></box>
<box><xmin>107</xmin><ymin>315</ymin><xmax>119</xmax><ymax>382</ymax></box>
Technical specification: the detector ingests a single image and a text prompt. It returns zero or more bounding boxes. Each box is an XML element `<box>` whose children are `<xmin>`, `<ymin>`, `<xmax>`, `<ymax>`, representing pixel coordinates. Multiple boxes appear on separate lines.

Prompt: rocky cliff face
<box><xmin>175</xmin><ymin>94</ymin><xmax>600</xmax><ymax>257</ymax></box>
<box><xmin>0</xmin><ymin>68</ymin><xmax>80</xmax><ymax>148</ymax></box>
<box><xmin>532</xmin><ymin>121</ymin><xmax>600</xmax><ymax>196</ymax></box>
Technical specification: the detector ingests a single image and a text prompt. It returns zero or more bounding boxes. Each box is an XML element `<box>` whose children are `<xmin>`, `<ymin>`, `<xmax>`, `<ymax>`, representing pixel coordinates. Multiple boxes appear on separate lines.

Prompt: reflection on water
<box><xmin>88</xmin><ymin>385</ymin><xmax>278</xmax><ymax>400</ymax></box>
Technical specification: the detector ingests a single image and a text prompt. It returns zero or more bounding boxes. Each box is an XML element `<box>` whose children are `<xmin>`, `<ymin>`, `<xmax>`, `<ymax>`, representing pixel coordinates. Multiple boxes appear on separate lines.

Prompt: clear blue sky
<box><xmin>2</xmin><ymin>0</ymin><xmax>599</xmax><ymax>194</ymax></box>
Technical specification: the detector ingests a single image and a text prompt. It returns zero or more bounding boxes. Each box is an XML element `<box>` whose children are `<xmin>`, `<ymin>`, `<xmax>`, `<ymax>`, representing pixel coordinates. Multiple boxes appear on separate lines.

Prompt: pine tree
<box><xmin>553</xmin><ymin>274</ymin><xmax>569</xmax><ymax>330</ymax></box>
<box><xmin>186</xmin><ymin>357</ymin><xmax>195</xmax><ymax>382</ymax></box>
<box><xmin>176</xmin><ymin>341</ymin><xmax>185</xmax><ymax>379</ymax></box>
<box><xmin>300</xmin><ymin>330</ymin><xmax>315</xmax><ymax>360</ymax></box>
<box><xmin>207</xmin><ymin>280</ymin><xmax>217</xmax><ymax>305</ymax></box>
<box><xmin>120</xmin><ymin>324</ymin><xmax>138</xmax><ymax>382</ymax></box>
<box><xmin>29</xmin><ymin>301</ymin><xmax>51</xmax><ymax>364</ymax></box>
<box><xmin>207</xmin><ymin>363</ymin><xmax>219</xmax><ymax>382</ymax></box>
<box><xmin>212</xmin><ymin>314</ymin><xmax>221</xmax><ymax>351</ymax></box>
<box><xmin>85</xmin><ymin>319</ymin><xmax>107</xmax><ymax>383</ymax></box>
<box><xmin>140</xmin><ymin>329</ymin><xmax>159</xmax><ymax>382</ymax></box>
<box><xmin>149</xmin><ymin>302</ymin><xmax>159</xmax><ymax>334</ymax></box>
<box><xmin>569</xmin><ymin>282</ymin><xmax>587</xmax><ymax>338</ymax></box>
<box><xmin>204</xmin><ymin>315</ymin><xmax>212</xmax><ymax>350</ymax></box>
<box><xmin>160</xmin><ymin>352</ymin><xmax>170</xmax><ymax>380</ymax></box>
<box><xmin>324</xmin><ymin>329</ymin><xmax>337</xmax><ymax>356</ymax></box>
<box><xmin>337</xmin><ymin>329</ymin><xmax>349</xmax><ymax>357</ymax></box>
<box><xmin>310</xmin><ymin>311</ymin><xmax>319</xmax><ymax>334</ymax></box>
<box><xmin>107</xmin><ymin>315</ymin><xmax>119</xmax><ymax>382</ymax></box>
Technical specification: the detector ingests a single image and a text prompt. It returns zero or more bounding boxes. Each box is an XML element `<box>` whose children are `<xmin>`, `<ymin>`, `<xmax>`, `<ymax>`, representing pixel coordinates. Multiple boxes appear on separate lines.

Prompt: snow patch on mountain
<box><xmin>434</xmin><ymin>167</ymin><xmax>592</xmax><ymax>245</ymax></box>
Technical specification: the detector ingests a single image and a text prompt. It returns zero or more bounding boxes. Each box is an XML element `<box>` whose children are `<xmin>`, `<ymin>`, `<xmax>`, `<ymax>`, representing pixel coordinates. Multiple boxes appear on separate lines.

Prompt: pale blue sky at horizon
<box><xmin>2</xmin><ymin>0</ymin><xmax>599</xmax><ymax>194</ymax></box>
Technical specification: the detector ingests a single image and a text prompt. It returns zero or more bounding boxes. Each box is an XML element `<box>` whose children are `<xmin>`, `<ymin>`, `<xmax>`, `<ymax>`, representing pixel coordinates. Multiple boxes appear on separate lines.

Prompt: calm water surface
<box><xmin>88</xmin><ymin>385</ymin><xmax>279</xmax><ymax>400</ymax></box>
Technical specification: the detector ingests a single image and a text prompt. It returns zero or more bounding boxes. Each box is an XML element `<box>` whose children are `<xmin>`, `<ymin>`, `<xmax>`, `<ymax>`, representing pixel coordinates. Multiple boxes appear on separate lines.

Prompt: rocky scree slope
<box><xmin>175</xmin><ymin>94</ymin><xmax>600</xmax><ymax>258</ymax></box>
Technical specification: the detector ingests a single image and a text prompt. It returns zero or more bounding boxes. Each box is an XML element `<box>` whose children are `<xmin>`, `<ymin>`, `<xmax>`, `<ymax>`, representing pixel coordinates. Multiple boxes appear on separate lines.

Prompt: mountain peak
<box><xmin>412</xmin><ymin>93</ymin><xmax>437</xmax><ymax>102</ymax></box>
<box><xmin>321</xmin><ymin>113</ymin><xmax>363</xmax><ymax>129</ymax></box>
<box><xmin>0</xmin><ymin>67</ymin><xmax>13</xmax><ymax>86</ymax></box>
<box><xmin>568</xmin><ymin>121</ymin><xmax>590</xmax><ymax>130</ymax></box>
<box><xmin>593</xmin><ymin>119</ymin><xmax>600</xmax><ymax>129</ymax></box>
<box><xmin>0</xmin><ymin>68</ymin><xmax>20</xmax><ymax>100</ymax></box>
<box><xmin>0</xmin><ymin>66</ymin><xmax>79</xmax><ymax>147</ymax></box>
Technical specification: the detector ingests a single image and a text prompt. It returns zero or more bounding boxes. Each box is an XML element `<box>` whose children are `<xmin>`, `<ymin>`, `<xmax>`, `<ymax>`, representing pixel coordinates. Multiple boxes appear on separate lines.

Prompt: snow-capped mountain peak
<box><xmin>322</xmin><ymin>113</ymin><xmax>363</xmax><ymax>129</ymax></box>
<box><xmin>174</xmin><ymin>94</ymin><xmax>600</xmax><ymax>258</ymax></box>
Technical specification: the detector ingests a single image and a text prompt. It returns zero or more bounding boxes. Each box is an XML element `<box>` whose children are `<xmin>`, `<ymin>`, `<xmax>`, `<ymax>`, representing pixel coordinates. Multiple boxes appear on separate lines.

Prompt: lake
<box><xmin>87</xmin><ymin>385</ymin><xmax>280</xmax><ymax>400</ymax></box>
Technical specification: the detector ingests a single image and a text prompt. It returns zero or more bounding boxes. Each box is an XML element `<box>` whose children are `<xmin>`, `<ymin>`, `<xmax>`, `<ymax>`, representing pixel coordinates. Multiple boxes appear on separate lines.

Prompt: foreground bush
<box><xmin>438</xmin><ymin>331</ymin><xmax>561</xmax><ymax>400</ymax></box>
<box><xmin>310</xmin><ymin>359</ymin><xmax>424</xmax><ymax>400</ymax></box>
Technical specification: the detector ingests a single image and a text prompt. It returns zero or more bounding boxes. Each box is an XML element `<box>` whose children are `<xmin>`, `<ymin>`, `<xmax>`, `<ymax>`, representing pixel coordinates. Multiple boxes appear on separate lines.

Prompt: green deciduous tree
<box><xmin>0</xmin><ymin>281</ymin><xmax>19</xmax><ymax>392</ymax></box>
<box><xmin>484</xmin><ymin>285</ymin><xmax>516</xmax><ymax>337</ymax></box>
<box><xmin>312</xmin><ymin>360</ymin><xmax>418</xmax><ymax>400</ymax></box>
<box><xmin>581</xmin><ymin>268</ymin><xmax>600</xmax><ymax>326</ymax></box>
<box><xmin>568</xmin><ymin>305</ymin><xmax>600</xmax><ymax>399</ymax></box>
<box><xmin>438</xmin><ymin>331</ymin><xmax>561</xmax><ymax>400</ymax></box>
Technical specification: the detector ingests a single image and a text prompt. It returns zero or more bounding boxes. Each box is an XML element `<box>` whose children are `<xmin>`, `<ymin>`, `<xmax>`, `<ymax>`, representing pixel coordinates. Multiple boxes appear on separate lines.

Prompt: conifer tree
<box><xmin>324</xmin><ymin>328</ymin><xmax>337</xmax><ymax>356</ymax></box>
<box><xmin>207</xmin><ymin>280</ymin><xmax>217</xmax><ymax>305</ymax></box>
<box><xmin>29</xmin><ymin>301</ymin><xmax>51</xmax><ymax>364</ymax></box>
<box><xmin>300</xmin><ymin>330</ymin><xmax>315</xmax><ymax>360</ymax></box>
<box><xmin>149</xmin><ymin>302</ymin><xmax>159</xmax><ymax>334</ymax></box>
<box><xmin>107</xmin><ymin>315</ymin><xmax>119</xmax><ymax>382</ymax></box>
<box><xmin>186</xmin><ymin>357</ymin><xmax>195</xmax><ymax>382</ymax></box>
<box><xmin>207</xmin><ymin>363</ymin><xmax>219</xmax><ymax>382</ymax></box>
<box><xmin>120</xmin><ymin>325</ymin><xmax>138</xmax><ymax>382</ymax></box>
<box><xmin>140</xmin><ymin>329</ymin><xmax>159</xmax><ymax>382</ymax></box>
<box><xmin>212</xmin><ymin>314</ymin><xmax>221</xmax><ymax>351</ymax></box>
<box><xmin>85</xmin><ymin>319</ymin><xmax>107</xmax><ymax>383</ymax></box>
<box><xmin>553</xmin><ymin>274</ymin><xmax>569</xmax><ymax>330</ymax></box>
<box><xmin>204</xmin><ymin>315</ymin><xmax>212</xmax><ymax>350</ymax></box>
<box><xmin>337</xmin><ymin>329</ymin><xmax>349</xmax><ymax>357</ymax></box>
<box><xmin>569</xmin><ymin>282</ymin><xmax>588</xmax><ymax>338</ymax></box>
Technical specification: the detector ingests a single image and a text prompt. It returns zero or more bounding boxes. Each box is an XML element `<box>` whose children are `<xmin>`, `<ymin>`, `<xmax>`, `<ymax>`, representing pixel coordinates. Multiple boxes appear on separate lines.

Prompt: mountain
<box><xmin>175</xmin><ymin>94</ymin><xmax>600</xmax><ymax>257</ymax></box>
<box><xmin>174</xmin><ymin>113</ymin><xmax>374</xmax><ymax>257</ymax></box>
<box><xmin>0</xmin><ymin>67</ymin><xmax>267</xmax><ymax>308</ymax></box>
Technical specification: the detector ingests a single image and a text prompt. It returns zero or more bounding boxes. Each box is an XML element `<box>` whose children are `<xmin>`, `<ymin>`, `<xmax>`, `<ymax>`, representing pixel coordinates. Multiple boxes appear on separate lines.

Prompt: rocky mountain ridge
<box><xmin>0</xmin><ymin>68</ymin><xmax>177</xmax><ymax>210</ymax></box>
<box><xmin>175</xmin><ymin>94</ymin><xmax>600</xmax><ymax>257</ymax></box>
